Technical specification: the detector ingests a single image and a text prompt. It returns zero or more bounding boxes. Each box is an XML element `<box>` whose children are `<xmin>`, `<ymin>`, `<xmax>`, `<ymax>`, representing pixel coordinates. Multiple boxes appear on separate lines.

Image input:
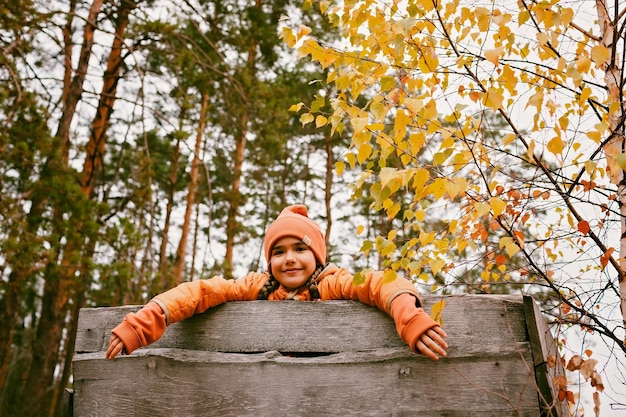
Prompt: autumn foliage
<box><xmin>284</xmin><ymin>0</ymin><xmax>626</xmax><ymax>415</ymax></box>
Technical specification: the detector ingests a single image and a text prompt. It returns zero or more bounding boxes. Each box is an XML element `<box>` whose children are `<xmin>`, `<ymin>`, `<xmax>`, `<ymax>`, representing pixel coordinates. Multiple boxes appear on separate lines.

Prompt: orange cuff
<box><xmin>390</xmin><ymin>293</ymin><xmax>439</xmax><ymax>353</ymax></box>
<box><xmin>111</xmin><ymin>302</ymin><xmax>167</xmax><ymax>355</ymax></box>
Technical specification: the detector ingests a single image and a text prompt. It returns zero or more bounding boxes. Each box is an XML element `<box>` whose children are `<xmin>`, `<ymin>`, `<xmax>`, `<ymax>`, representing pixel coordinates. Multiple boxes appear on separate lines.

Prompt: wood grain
<box><xmin>75</xmin><ymin>295</ymin><xmax>527</xmax><ymax>355</ymax></box>
<box><xmin>71</xmin><ymin>294</ymin><xmax>566</xmax><ymax>416</ymax></box>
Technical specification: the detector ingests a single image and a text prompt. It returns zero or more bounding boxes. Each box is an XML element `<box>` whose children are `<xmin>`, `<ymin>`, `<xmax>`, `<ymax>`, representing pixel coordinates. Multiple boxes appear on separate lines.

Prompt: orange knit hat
<box><xmin>264</xmin><ymin>205</ymin><xmax>326</xmax><ymax>264</ymax></box>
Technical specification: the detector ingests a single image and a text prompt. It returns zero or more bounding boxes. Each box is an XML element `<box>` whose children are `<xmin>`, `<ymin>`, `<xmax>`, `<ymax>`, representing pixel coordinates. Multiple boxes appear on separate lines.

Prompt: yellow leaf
<box><xmin>404</xmin><ymin>98</ymin><xmax>424</xmax><ymax>114</ymax></box>
<box><xmin>353</xmin><ymin>130</ymin><xmax>371</xmax><ymax>147</ymax></box>
<box><xmin>380</xmin><ymin>167</ymin><xmax>399</xmax><ymax>188</ymax></box>
<box><xmin>483</xmin><ymin>88</ymin><xmax>504</xmax><ymax>109</ymax></box>
<box><xmin>351</xmin><ymin>116</ymin><xmax>369</xmax><ymax>134</ymax></box>
<box><xmin>420</xmin><ymin>0</ymin><xmax>435</xmax><ymax>12</ymax></box>
<box><xmin>281</xmin><ymin>27</ymin><xmax>296</xmax><ymax>48</ymax></box>
<box><xmin>526</xmin><ymin>90</ymin><xmax>544</xmax><ymax>110</ymax></box>
<box><xmin>346</xmin><ymin>153</ymin><xmax>356</xmax><ymax>168</ymax></box>
<box><xmin>576</xmin><ymin>55</ymin><xmax>591</xmax><ymax>73</ymax></box>
<box><xmin>490</xmin><ymin>196</ymin><xmax>506</xmax><ymax>217</ymax></box>
<box><xmin>418</xmin><ymin>46</ymin><xmax>439</xmax><ymax>73</ymax></box>
<box><xmin>586</xmin><ymin>131</ymin><xmax>601</xmax><ymax>143</ymax></box>
<box><xmin>526</xmin><ymin>139</ymin><xmax>536</xmax><ymax>162</ymax></box>
<box><xmin>561</xmin><ymin>7</ymin><xmax>574</xmax><ymax>26</ymax></box>
<box><xmin>433</xmin><ymin>151</ymin><xmax>449</xmax><ymax>165</ymax></box>
<box><xmin>430</xmin><ymin>258</ymin><xmax>446</xmax><ymax>276</ymax></box>
<box><xmin>300</xmin><ymin>112</ymin><xmax>314</xmax><ymax>126</ymax></box>
<box><xmin>419</xmin><ymin>230</ymin><xmax>435</xmax><ymax>246</ymax></box>
<box><xmin>474</xmin><ymin>202</ymin><xmax>491</xmax><ymax>217</ymax></box>
<box><xmin>380</xmin><ymin>76</ymin><xmax>396</xmax><ymax>92</ymax></box>
<box><xmin>453</xmin><ymin>150</ymin><xmax>471</xmax><ymax>165</ymax></box>
<box><xmin>475</xmin><ymin>7</ymin><xmax>491</xmax><ymax>31</ymax></box>
<box><xmin>356</xmin><ymin>224</ymin><xmax>364</xmax><ymax>235</ymax></box>
<box><xmin>394</xmin><ymin>109</ymin><xmax>410</xmax><ymax>140</ymax></box>
<box><xmin>485</xmin><ymin>47</ymin><xmax>503</xmax><ymax>65</ymax></box>
<box><xmin>335</xmin><ymin>160</ymin><xmax>345</xmax><ymax>175</ymax></box>
<box><xmin>357</xmin><ymin>143</ymin><xmax>372</xmax><ymax>163</ymax></box>
<box><xmin>430</xmin><ymin>299</ymin><xmax>445</xmax><ymax>326</ymax></box>
<box><xmin>519</xmin><ymin>10</ymin><xmax>530</xmax><ymax>26</ymax></box>
<box><xmin>579</xmin><ymin>86</ymin><xmax>592</xmax><ymax>104</ymax></box>
<box><xmin>567</xmin><ymin>64</ymin><xmax>582</xmax><ymax>87</ymax></box>
<box><xmin>319</xmin><ymin>1</ymin><xmax>329</xmax><ymax>14</ymax></box>
<box><xmin>423</xmin><ymin>99</ymin><xmax>438</xmax><ymax>120</ymax></box>
<box><xmin>547</xmin><ymin>136</ymin><xmax>565</xmax><ymax>155</ymax></box>
<box><xmin>383</xmin><ymin>269</ymin><xmax>398</xmax><ymax>283</ymax></box>
<box><xmin>499</xmin><ymin>65</ymin><xmax>518</xmax><ymax>95</ymax></box>
<box><xmin>386</xmin><ymin>201</ymin><xmax>401</xmax><ymax>218</ymax></box>
<box><xmin>536</xmin><ymin>32</ymin><xmax>549</xmax><ymax>46</ymax></box>
<box><xmin>289</xmin><ymin>102</ymin><xmax>304</xmax><ymax>112</ymax></box>
<box><xmin>315</xmin><ymin>115</ymin><xmax>328</xmax><ymax>127</ymax></box>
<box><xmin>411</xmin><ymin>168</ymin><xmax>429</xmax><ymax>193</ymax></box>
<box><xmin>370</xmin><ymin>101</ymin><xmax>388</xmax><ymax>122</ymax></box>
<box><xmin>409</xmin><ymin>132</ymin><xmax>425</xmax><ymax>154</ymax></box>
<box><xmin>446</xmin><ymin>176</ymin><xmax>467</xmax><ymax>199</ymax></box>
<box><xmin>584</xmin><ymin>160</ymin><xmax>597</xmax><ymax>174</ymax></box>
<box><xmin>440</xmin><ymin>135</ymin><xmax>454</xmax><ymax>150</ymax></box>
<box><xmin>298</xmin><ymin>24</ymin><xmax>312</xmax><ymax>38</ymax></box>
<box><xmin>499</xmin><ymin>236</ymin><xmax>520</xmax><ymax>257</ymax></box>
<box><xmin>503</xmin><ymin>133</ymin><xmax>516</xmax><ymax>145</ymax></box>
<box><xmin>428</xmin><ymin>178</ymin><xmax>447</xmax><ymax>200</ymax></box>
<box><xmin>590</xmin><ymin>45</ymin><xmax>610</xmax><ymax>67</ymax></box>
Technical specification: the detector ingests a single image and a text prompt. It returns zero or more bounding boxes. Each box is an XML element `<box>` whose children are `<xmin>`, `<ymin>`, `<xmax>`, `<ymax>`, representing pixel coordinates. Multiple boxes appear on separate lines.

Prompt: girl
<box><xmin>106</xmin><ymin>205</ymin><xmax>448</xmax><ymax>360</ymax></box>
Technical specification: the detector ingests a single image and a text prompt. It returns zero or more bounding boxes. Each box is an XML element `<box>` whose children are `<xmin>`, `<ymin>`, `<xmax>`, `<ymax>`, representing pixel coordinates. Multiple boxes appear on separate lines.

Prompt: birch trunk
<box><xmin>596</xmin><ymin>0</ymin><xmax>626</xmax><ymax>347</ymax></box>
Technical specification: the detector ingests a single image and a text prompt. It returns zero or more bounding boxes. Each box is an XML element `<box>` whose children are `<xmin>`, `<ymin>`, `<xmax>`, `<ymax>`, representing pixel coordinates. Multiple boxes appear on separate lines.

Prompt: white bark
<box><xmin>596</xmin><ymin>0</ymin><xmax>626</xmax><ymax>347</ymax></box>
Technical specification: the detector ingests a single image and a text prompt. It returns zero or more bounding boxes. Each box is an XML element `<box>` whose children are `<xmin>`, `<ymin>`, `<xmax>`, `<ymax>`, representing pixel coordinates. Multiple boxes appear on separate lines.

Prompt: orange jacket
<box><xmin>112</xmin><ymin>264</ymin><xmax>438</xmax><ymax>355</ymax></box>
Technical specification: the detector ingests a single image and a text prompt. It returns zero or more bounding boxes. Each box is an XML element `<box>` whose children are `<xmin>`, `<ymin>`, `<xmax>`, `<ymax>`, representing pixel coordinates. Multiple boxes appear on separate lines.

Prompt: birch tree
<box><xmin>286</xmin><ymin>0</ymin><xmax>626</xmax><ymax>414</ymax></box>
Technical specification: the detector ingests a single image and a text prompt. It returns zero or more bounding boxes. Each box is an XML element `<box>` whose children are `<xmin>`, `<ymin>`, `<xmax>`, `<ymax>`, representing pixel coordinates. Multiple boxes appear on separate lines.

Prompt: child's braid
<box><xmin>306</xmin><ymin>263</ymin><xmax>325</xmax><ymax>300</ymax></box>
<box><xmin>257</xmin><ymin>263</ymin><xmax>326</xmax><ymax>300</ymax></box>
<box><xmin>257</xmin><ymin>274</ymin><xmax>280</xmax><ymax>300</ymax></box>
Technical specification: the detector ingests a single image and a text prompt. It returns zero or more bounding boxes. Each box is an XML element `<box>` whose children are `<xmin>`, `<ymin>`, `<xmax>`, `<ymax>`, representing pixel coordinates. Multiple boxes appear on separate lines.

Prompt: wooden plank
<box><xmin>73</xmin><ymin>346</ymin><xmax>541</xmax><ymax>417</ymax></box>
<box><xmin>72</xmin><ymin>295</ymin><xmax>568</xmax><ymax>416</ymax></box>
<box><xmin>61</xmin><ymin>388</ymin><xmax>73</xmax><ymax>417</ymax></box>
<box><xmin>523</xmin><ymin>296</ymin><xmax>570</xmax><ymax>417</ymax></box>
<box><xmin>75</xmin><ymin>295</ymin><xmax>528</xmax><ymax>355</ymax></box>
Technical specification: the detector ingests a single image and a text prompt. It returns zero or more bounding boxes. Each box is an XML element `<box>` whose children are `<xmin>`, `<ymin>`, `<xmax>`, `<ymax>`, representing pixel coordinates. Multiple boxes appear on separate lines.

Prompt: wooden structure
<box><xmin>69</xmin><ymin>295</ymin><xmax>568</xmax><ymax>416</ymax></box>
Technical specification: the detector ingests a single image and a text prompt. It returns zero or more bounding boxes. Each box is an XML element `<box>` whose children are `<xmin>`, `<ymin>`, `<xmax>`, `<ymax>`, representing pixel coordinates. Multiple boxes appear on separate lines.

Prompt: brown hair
<box><xmin>257</xmin><ymin>263</ymin><xmax>324</xmax><ymax>300</ymax></box>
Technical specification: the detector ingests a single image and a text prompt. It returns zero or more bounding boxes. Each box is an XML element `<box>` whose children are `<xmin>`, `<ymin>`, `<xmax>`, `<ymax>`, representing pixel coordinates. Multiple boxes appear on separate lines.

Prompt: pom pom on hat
<box><xmin>264</xmin><ymin>205</ymin><xmax>326</xmax><ymax>264</ymax></box>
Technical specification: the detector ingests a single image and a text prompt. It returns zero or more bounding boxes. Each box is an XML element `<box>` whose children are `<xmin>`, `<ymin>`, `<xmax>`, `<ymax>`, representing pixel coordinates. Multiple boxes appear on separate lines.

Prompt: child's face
<box><xmin>269</xmin><ymin>236</ymin><xmax>317</xmax><ymax>290</ymax></box>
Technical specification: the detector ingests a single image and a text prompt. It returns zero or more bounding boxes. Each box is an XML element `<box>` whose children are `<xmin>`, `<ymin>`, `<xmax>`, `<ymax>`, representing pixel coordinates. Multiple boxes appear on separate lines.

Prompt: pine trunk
<box><xmin>175</xmin><ymin>93</ymin><xmax>210</xmax><ymax>282</ymax></box>
<box><xmin>22</xmin><ymin>2</ymin><xmax>136</xmax><ymax>415</ymax></box>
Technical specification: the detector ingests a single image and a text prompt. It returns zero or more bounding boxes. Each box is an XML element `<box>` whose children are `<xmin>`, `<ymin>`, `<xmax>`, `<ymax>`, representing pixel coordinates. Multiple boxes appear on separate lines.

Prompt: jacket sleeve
<box><xmin>111</xmin><ymin>273</ymin><xmax>266</xmax><ymax>354</ymax></box>
<box><xmin>318</xmin><ymin>267</ymin><xmax>439</xmax><ymax>352</ymax></box>
<box><xmin>389</xmin><ymin>293</ymin><xmax>440</xmax><ymax>353</ymax></box>
<box><xmin>152</xmin><ymin>273</ymin><xmax>266</xmax><ymax>325</ymax></box>
<box><xmin>317</xmin><ymin>267</ymin><xmax>422</xmax><ymax>313</ymax></box>
<box><xmin>111</xmin><ymin>301</ymin><xmax>167</xmax><ymax>355</ymax></box>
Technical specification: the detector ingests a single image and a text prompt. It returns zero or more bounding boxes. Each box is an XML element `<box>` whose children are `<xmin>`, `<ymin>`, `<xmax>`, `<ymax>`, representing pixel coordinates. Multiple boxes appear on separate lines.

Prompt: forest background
<box><xmin>1</xmin><ymin>0</ymin><xmax>625</xmax><ymax>416</ymax></box>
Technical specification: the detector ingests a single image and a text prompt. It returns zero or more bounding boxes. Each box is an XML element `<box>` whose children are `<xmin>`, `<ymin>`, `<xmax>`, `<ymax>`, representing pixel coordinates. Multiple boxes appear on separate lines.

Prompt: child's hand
<box><xmin>106</xmin><ymin>334</ymin><xmax>126</xmax><ymax>360</ymax></box>
<box><xmin>415</xmin><ymin>326</ymin><xmax>448</xmax><ymax>360</ymax></box>
<box><xmin>390</xmin><ymin>293</ymin><xmax>449</xmax><ymax>360</ymax></box>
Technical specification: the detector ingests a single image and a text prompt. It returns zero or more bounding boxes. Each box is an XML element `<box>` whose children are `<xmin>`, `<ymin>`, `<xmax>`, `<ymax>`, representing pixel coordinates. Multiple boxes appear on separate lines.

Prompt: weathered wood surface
<box><xmin>72</xmin><ymin>295</ymin><xmax>568</xmax><ymax>417</ymax></box>
<box><xmin>75</xmin><ymin>296</ymin><xmax>527</xmax><ymax>355</ymax></box>
<box><xmin>523</xmin><ymin>296</ymin><xmax>568</xmax><ymax>416</ymax></box>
